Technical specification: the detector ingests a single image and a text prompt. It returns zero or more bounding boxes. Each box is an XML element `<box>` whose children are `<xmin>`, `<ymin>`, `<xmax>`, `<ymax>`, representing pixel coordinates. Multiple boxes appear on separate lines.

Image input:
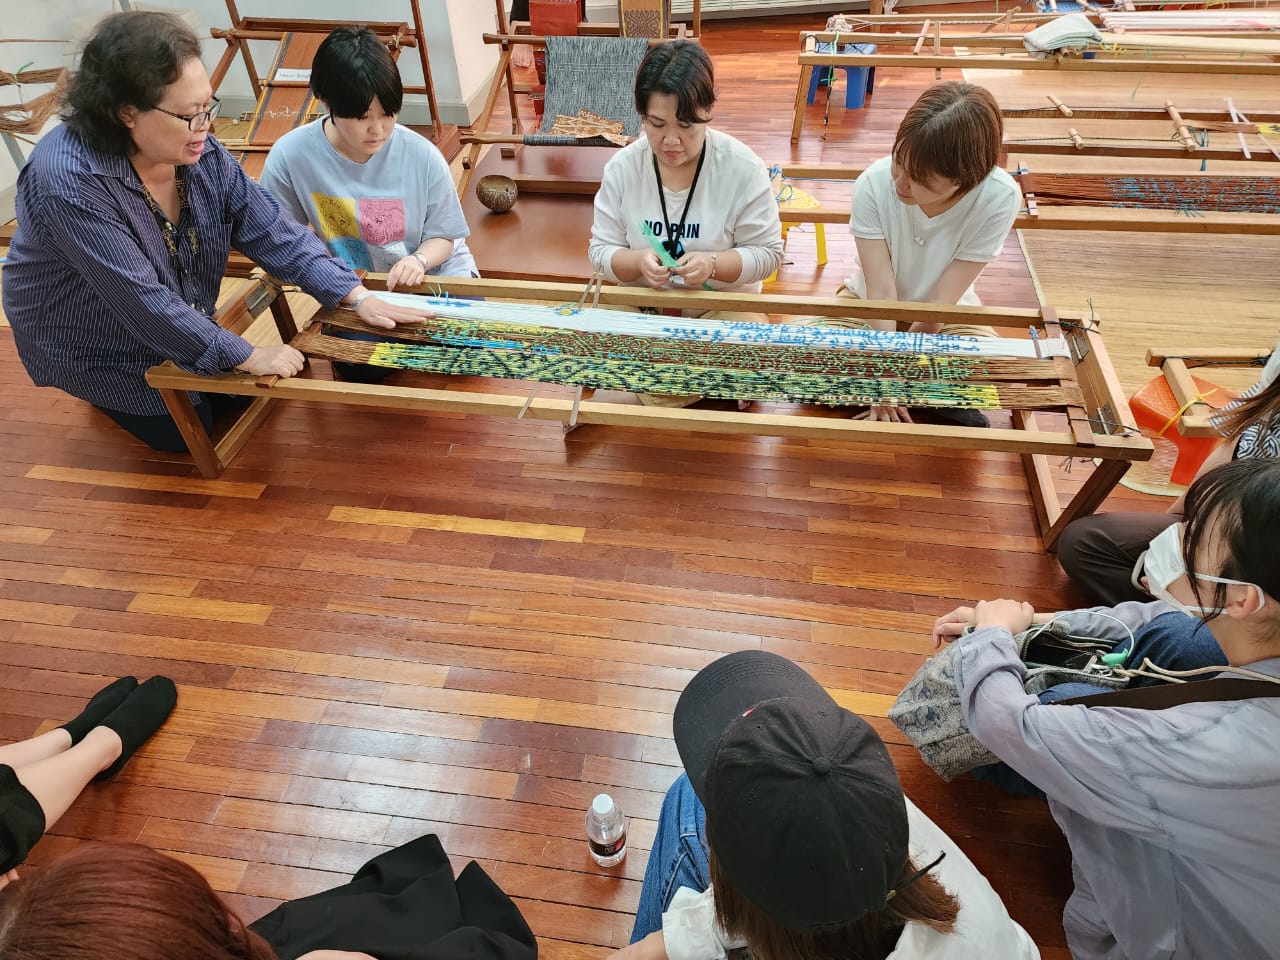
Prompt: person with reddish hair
<box><xmin>0</xmin><ymin>676</ymin><xmax>176</xmax><ymax>881</ymax></box>
<box><xmin>0</xmin><ymin>835</ymin><xmax>538</xmax><ymax>960</ymax></box>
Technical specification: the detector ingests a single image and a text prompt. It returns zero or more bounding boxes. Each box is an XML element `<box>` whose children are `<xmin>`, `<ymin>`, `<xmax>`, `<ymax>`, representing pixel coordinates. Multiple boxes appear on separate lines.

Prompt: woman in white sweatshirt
<box><xmin>588</xmin><ymin>40</ymin><xmax>783</xmax><ymax>297</ymax></box>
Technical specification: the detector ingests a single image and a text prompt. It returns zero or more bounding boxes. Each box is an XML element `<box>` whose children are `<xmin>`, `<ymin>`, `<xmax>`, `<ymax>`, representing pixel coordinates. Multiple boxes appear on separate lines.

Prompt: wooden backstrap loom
<box><xmin>144</xmin><ymin>275</ymin><xmax>1151</xmax><ymax>550</ymax></box>
<box><xmin>458</xmin><ymin>0</ymin><xmax>702</xmax><ymax>194</ymax></box>
<box><xmin>1003</xmin><ymin>96</ymin><xmax>1280</xmax><ymax>165</ymax></box>
<box><xmin>773</xmin><ymin>164</ymin><xmax>1280</xmax><ymax>235</ymax></box>
<box><xmin>791</xmin><ymin>27</ymin><xmax>1280</xmax><ymax>142</ymax></box>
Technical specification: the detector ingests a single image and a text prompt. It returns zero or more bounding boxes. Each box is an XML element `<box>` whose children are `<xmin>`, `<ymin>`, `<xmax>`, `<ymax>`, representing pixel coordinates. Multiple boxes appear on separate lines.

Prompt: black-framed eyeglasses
<box><xmin>153</xmin><ymin>96</ymin><xmax>221</xmax><ymax>131</ymax></box>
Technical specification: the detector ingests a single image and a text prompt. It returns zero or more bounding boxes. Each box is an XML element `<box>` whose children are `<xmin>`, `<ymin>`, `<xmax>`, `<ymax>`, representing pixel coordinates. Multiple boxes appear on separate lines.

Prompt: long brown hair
<box><xmin>710</xmin><ymin>850</ymin><xmax>960</xmax><ymax>960</ymax></box>
<box><xmin>892</xmin><ymin>81</ymin><xmax>1002</xmax><ymax>198</ymax></box>
<box><xmin>1211</xmin><ymin>369</ymin><xmax>1280</xmax><ymax>444</ymax></box>
<box><xmin>0</xmin><ymin>843</ymin><xmax>277</xmax><ymax>960</ymax></box>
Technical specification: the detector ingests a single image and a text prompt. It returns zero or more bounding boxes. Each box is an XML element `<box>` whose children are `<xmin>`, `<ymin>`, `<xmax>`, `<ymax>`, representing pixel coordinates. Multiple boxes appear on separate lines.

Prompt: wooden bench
<box><xmin>145</xmin><ymin>274</ymin><xmax>1152</xmax><ymax>550</ymax></box>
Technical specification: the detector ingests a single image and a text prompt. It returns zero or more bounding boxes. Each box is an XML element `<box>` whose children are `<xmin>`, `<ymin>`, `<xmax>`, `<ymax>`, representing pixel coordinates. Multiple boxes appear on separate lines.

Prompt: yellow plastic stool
<box><xmin>766</xmin><ymin>186</ymin><xmax>827</xmax><ymax>284</ymax></box>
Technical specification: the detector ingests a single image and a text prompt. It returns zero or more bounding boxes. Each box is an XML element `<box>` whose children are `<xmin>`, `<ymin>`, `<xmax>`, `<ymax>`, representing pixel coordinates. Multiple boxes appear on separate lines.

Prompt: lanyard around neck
<box><xmin>652</xmin><ymin>142</ymin><xmax>707</xmax><ymax>252</ymax></box>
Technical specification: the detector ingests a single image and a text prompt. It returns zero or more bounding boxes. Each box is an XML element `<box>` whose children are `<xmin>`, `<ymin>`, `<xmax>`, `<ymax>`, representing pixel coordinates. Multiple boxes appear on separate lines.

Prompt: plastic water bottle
<box><xmin>586</xmin><ymin>793</ymin><xmax>628</xmax><ymax>866</ymax></box>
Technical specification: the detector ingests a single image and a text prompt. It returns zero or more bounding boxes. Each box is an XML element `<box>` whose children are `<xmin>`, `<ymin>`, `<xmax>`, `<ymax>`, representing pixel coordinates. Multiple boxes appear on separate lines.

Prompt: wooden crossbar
<box><xmin>1145</xmin><ymin>347</ymin><xmax>1272</xmax><ymax>437</ymax></box>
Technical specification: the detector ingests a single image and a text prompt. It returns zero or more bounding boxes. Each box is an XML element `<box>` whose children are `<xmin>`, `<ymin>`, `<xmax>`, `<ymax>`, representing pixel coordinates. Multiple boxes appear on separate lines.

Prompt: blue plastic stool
<box><xmin>806</xmin><ymin>42</ymin><xmax>876</xmax><ymax>110</ymax></box>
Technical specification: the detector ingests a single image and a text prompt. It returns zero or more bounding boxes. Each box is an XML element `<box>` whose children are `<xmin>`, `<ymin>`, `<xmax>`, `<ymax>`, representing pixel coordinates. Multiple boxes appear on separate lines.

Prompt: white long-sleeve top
<box><xmin>588</xmin><ymin>128</ymin><xmax>783</xmax><ymax>294</ymax></box>
<box><xmin>660</xmin><ymin>799</ymin><xmax>1039</xmax><ymax>960</ymax></box>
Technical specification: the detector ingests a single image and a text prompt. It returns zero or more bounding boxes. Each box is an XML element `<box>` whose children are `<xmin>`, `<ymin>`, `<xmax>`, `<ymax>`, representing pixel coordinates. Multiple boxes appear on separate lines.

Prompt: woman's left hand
<box><xmin>973</xmin><ymin>599</ymin><xmax>1036</xmax><ymax>637</ymax></box>
<box><xmin>356</xmin><ymin>294</ymin><xmax>435</xmax><ymax>330</ymax></box>
<box><xmin>386</xmin><ymin>255</ymin><xmax>428</xmax><ymax>293</ymax></box>
<box><xmin>673</xmin><ymin>251</ymin><xmax>716</xmax><ymax>288</ymax></box>
<box><xmin>0</xmin><ymin>869</ymin><xmax>19</xmax><ymax>892</ymax></box>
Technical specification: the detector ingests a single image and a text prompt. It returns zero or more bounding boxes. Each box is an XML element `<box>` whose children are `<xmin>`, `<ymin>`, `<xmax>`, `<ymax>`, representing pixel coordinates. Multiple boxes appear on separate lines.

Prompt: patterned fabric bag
<box><xmin>888</xmin><ymin>620</ymin><xmax>1129</xmax><ymax>780</ymax></box>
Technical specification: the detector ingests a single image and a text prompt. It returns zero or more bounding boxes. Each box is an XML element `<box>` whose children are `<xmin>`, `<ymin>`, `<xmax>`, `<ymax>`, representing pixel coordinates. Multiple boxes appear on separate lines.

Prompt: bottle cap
<box><xmin>592</xmin><ymin>793</ymin><xmax>614</xmax><ymax>816</ymax></box>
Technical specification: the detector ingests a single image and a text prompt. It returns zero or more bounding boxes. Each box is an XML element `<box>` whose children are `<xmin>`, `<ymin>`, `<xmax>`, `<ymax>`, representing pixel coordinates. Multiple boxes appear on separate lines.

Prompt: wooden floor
<box><xmin>0</xmin><ymin>9</ymin><xmax>1228</xmax><ymax>959</ymax></box>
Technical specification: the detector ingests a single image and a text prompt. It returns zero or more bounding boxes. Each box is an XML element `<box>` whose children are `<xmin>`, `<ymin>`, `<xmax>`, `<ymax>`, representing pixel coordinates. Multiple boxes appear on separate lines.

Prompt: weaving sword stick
<box><xmin>294</xmin><ymin>327</ymin><xmax>1084</xmax><ymax>410</ymax></box>
<box><xmin>319</xmin><ymin>311</ymin><xmax>1073</xmax><ymax>382</ymax></box>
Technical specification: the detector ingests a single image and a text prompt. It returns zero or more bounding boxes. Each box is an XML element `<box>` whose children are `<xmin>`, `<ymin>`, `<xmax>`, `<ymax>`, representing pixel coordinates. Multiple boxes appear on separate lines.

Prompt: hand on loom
<box><xmin>386</xmin><ymin>254</ymin><xmax>428</xmax><ymax>292</ymax></box>
<box><xmin>854</xmin><ymin>404</ymin><xmax>913</xmax><ymax>423</ymax></box>
<box><xmin>239</xmin><ymin>344</ymin><xmax>306</xmax><ymax>378</ymax></box>
<box><xmin>356</xmin><ymin>295</ymin><xmax>436</xmax><ymax>330</ymax></box>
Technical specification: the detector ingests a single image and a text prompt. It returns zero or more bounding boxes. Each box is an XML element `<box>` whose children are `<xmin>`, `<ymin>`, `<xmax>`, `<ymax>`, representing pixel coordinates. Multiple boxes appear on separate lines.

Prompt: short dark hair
<box><xmin>62</xmin><ymin>11</ymin><xmax>202</xmax><ymax>156</ymax></box>
<box><xmin>711</xmin><ymin>850</ymin><xmax>960</xmax><ymax>960</ymax></box>
<box><xmin>311</xmin><ymin>26</ymin><xmax>403</xmax><ymax>119</ymax></box>
<box><xmin>892</xmin><ymin>81</ymin><xmax>1003</xmax><ymax>198</ymax></box>
<box><xmin>1181</xmin><ymin>458</ymin><xmax>1280</xmax><ymax>623</ymax></box>
<box><xmin>634</xmin><ymin>39</ymin><xmax>715</xmax><ymax>124</ymax></box>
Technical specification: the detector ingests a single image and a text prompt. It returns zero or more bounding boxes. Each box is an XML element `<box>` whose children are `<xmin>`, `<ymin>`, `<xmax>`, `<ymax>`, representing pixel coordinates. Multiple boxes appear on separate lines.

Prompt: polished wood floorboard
<box><xmin>0</xmin><ymin>9</ymin><xmax>1197</xmax><ymax>959</ymax></box>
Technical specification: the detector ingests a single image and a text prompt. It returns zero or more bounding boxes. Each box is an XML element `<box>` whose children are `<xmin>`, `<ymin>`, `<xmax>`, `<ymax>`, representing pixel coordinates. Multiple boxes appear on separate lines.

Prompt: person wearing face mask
<box><xmin>838</xmin><ymin>81</ymin><xmax>1020</xmax><ymax>427</ymax></box>
<box><xmin>931</xmin><ymin>457</ymin><xmax>1280</xmax><ymax>960</ymax></box>
<box><xmin>2</xmin><ymin>12</ymin><xmax>430</xmax><ymax>452</ymax></box>
<box><xmin>1056</xmin><ymin>338</ymin><xmax>1280</xmax><ymax>606</ymax></box>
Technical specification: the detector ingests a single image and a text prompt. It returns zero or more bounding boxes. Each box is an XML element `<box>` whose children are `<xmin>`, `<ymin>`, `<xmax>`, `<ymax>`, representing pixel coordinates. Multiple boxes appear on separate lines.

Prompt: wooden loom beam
<box><xmin>796</xmin><ymin>51</ymin><xmax>1280</xmax><ymax>76</ymax></box>
<box><xmin>1144</xmin><ymin>347</ymin><xmax>1273</xmax><ymax>437</ymax></box>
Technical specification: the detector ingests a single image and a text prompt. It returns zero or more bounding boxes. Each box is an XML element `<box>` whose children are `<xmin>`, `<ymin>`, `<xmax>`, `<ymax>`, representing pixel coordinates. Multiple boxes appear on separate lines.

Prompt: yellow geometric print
<box><xmin>312</xmin><ymin>193</ymin><xmax>359</xmax><ymax>241</ymax></box>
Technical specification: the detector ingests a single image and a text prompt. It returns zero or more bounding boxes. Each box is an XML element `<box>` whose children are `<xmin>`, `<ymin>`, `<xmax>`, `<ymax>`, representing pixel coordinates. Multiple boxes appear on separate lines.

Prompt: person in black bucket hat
<box><xmin>616</xmin><ymin>650</ymin><xmax>1039</xmax><ymax>960</ymax></box>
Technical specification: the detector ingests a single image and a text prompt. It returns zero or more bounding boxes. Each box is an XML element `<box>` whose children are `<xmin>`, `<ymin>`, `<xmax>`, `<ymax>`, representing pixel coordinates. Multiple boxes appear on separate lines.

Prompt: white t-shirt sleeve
<box><xmin>413</xmin><ymin>133</ymin><xmax>471</xmax><ymax>245</ymax></box>
<box><xmin>259</xmin><ymin>133</ymin><xmax>310</xmax><ymax>227</ymax></box>
<box><xmin>954</xmin><ymin>178</ymin><xmax>1020</xmax><ymax>263</ymax></box>
<box><xmin>588</xmin><ymin>151</ymin><xmax>633</xmax><ymax>283</ymax></box>
<box><xmin>726</xmin><ymin>156</ymin><xmax>784</xmax><ymax>285</ymax></box>
<box><xmin>888</xmin><ymin>802</ymin><xmax>1041</xmax><ymax>960</ymax></box>
<box><xmin>850</xmin><ymin>164</ymin><xmax>887</xmax><ymax>240</ymax></box>
<box><xmin>660</xmin><ymin>886</ymin><xmax>748</xmax><ymax>960</ymax></box>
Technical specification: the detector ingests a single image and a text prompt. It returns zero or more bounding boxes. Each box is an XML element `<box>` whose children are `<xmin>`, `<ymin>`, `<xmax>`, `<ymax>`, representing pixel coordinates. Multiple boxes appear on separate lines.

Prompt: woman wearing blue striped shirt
<box><xmin>2</xmin><ymin>11</ymin><xmax>429</xmax><ymax>451</ymax></box>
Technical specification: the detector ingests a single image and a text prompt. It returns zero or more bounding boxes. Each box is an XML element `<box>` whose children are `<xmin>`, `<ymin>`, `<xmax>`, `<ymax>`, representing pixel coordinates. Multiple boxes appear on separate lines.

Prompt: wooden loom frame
<box><xmin>1002</xmin><ymin>98</ymin><xmax>1280</xmax><ymax>165</ymax></box>
<box><xmin>144</xmin><ymin>275</ymin><xmax>1151</xmax><ymax>550</ymax></box>
<box><xmin>1144</xmin><ymin>346</ymin><xmax>1273</xmax><ymax>437</ymax></box>
<box><xmin>208</xmin><ymin>0</ymin><xmax>458</xmax><ymax>170</ymax></box>
<box><xmin>457</xmin><ymin>0</ymin><xmax>701</xmax><ymax>195</ymax></box>
<box><xmin>772</xmin><ymin>163</ymin><xmax>1280</xmax><ymax>235</ymax></box>
<box><xmin>790</xmin><ymin>29</ymin><xmax>1280</xmax><ymax>142</ymax></box>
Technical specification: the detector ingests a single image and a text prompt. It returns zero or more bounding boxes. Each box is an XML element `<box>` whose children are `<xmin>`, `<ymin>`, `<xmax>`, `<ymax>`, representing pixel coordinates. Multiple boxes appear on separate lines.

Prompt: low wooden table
<box><xmin>459</xmin><ymin>146</ymin><xmax>609</xmax><ymax>282</ymax></box>
<box><xmin>145</xmin><ymin>274</ymin><xmax>1152</xmax><ymax>550</ymax></box>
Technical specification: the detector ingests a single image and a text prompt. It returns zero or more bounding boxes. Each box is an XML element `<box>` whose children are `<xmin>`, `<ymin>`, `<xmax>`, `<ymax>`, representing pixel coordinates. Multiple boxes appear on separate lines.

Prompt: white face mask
<box><xmin>1140</xmin><ymin>524</ymin><xmax>1264</xmax><ymax>619</ymax></box>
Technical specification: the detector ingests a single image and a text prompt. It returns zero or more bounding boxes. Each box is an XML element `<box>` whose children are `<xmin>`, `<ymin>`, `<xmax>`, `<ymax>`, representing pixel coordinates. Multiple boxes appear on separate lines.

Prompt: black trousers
<box><xmin>1056</xmin><ymin>511</ymin><xmax>1181</xmax><ymax>606</ymax></box>
<box><xmin>97</xmin><ymin>393</ymin><xmax>247</xmax><ymax>453</ymax></box>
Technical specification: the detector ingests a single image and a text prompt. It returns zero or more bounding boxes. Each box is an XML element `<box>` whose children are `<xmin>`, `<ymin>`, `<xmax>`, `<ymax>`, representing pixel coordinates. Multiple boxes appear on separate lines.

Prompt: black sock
<box><xmin>59</xmin><ymin>677</ymin><xmax>138</xmax><ymax>746</ymax></box>
<box><xmin>94</xmin><ymin>676</ymin><xmax>178</xmax><ymax>782</ymax></box>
